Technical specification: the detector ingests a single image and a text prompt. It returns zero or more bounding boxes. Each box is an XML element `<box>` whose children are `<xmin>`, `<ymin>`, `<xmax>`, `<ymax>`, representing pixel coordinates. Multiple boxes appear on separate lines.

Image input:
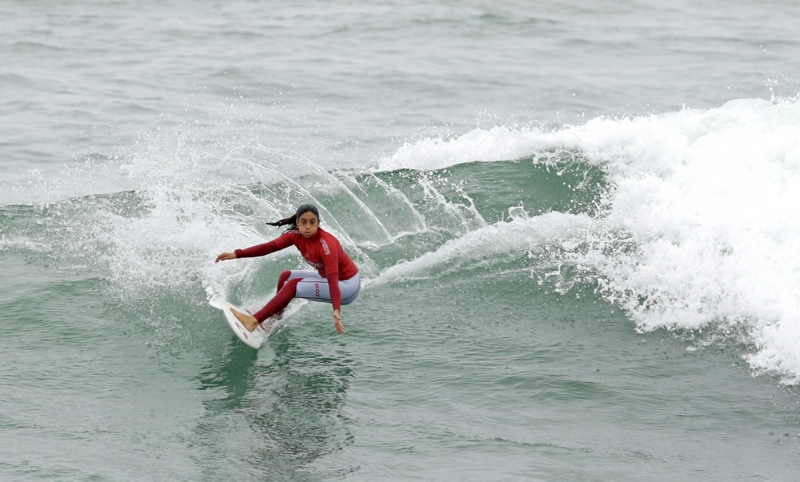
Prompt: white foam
<box><xmin>587</xmin><ymin>100</ymin><xmax>800</xmax><ymax>382</ymax></box>
<box><xmin>377</xmin><ymin>125</ymin><xmax>549</xmax><ymax>171</ymax></box>
<box><xmin>380</xmin><ymin>98</ymin><xmax>800</xmax><ymax>383</ymax></box>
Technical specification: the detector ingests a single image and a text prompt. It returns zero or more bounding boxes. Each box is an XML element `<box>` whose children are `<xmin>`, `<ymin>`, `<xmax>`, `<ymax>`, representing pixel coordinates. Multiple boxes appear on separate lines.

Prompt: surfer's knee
<box><xmin>284</xmin><ymin>277</ymin><xmax>302</xmax><ymax>296</ymax></box>
<box><xmin>277</xmin><ymin>270</ymin><xmax>292</xmax><ymax>290</ymax></box>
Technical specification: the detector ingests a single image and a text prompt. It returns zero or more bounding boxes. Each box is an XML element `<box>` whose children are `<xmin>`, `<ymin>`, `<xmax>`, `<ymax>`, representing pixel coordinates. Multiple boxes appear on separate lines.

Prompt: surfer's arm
<box><xmin>320</xmin><ymin>233</ymin><xmax>345</xmax><ymax>334</ymax></box>
<box><xmin>326</xmin><ymin>271</ymin><xmax>346</xmax><ymax>334</ymax></box>
<box><xmin>233</xmin><ymin>233</ymin><xmax>295</xmax><ymax>259</ymax></box>
<box><xmin>326</xmin><ymin>271</ymin><xmax>342</xmax><ymax>311</ymax></box>
<box><xmin>234</xmin><ymin>240</ymin><xmax>281</xmax><ymax>258</ymax></box>
<box><xmin>320</xmin><ymin>242</ymin><xmax>343</xmax><ymax>310</ymax></box>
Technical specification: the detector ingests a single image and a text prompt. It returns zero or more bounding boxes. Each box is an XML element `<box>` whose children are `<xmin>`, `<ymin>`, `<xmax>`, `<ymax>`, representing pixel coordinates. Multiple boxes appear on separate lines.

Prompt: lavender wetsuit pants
<box><xmin>287</xmin><ymin>270</ymin><xmax>361</xmax><ymax>305</ymax></box>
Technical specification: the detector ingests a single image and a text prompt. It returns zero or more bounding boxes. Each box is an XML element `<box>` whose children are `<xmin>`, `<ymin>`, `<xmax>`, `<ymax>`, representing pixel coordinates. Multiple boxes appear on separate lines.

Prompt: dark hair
<box><xmin>267</xmin><ymin>204</ymin><xmax>321</xmax><ymax>231</ymax></box>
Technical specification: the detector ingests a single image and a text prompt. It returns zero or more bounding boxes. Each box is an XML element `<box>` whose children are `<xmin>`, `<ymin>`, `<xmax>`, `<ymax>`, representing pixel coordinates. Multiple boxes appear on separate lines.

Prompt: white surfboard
<box><xmin>209</xmin><ymin>299</ymin><xmax>273</xmax><ymax>349</ymax></box>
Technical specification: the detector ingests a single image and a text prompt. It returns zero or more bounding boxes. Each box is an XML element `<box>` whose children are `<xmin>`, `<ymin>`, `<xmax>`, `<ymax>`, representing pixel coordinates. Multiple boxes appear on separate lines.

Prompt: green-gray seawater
<box><xmin>4</xmin><ymin>157</ymin><xmax>800</xmax><ymax>480</ymax></box>
<box><xmin>4</xmin><ymin>1</ymin><xmax>800</xmax><ymax>480</ymax></box>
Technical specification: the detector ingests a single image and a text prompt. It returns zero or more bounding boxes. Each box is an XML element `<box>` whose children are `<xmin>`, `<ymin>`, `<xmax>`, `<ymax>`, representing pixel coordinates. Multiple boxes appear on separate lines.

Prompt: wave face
<box><xmin>4</xmin><ymin>98</ymin><xmax>800</xmax><ymax>384</ymax></box>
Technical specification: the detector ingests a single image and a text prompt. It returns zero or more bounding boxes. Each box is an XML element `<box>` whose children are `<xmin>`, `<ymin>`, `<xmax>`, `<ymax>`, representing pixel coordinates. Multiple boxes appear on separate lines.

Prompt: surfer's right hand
<box><xmin>333</xmin><ymin>310</ymin><xmax>345</xmax><ymax>334</ymax></box>
<box><xmin>215</xmin><ymin>252</ymin><xmax>237</xmax><ymax>263</ymax></box>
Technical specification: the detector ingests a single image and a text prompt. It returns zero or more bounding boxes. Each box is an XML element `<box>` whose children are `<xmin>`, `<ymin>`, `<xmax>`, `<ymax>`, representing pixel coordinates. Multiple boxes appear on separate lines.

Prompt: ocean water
<box><xmin>3</xmin><ymin>1</ymin><xmax>800</xmax><ymax>480</ymax></box>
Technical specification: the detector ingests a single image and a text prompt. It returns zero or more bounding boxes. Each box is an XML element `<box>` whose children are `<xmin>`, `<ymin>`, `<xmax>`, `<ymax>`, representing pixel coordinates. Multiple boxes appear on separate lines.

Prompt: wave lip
<box><xmin>377</xmin><ymin>125</ymin><xmax>549</xmax><ymax>172</ymax></box>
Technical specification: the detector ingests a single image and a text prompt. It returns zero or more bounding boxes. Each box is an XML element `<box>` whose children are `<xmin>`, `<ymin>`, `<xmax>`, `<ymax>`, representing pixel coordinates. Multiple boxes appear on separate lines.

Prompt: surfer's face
<box><xmin>297</xmin><ymin>211</ymin><xmax>319</xmax><ymax>238</ymax></box>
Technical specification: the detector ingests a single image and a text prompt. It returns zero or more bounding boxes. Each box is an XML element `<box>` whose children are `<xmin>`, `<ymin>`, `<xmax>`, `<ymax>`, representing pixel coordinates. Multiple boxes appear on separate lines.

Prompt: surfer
<box><xmin>215</xmin><ymin>204</ymin><xmax>360</xmax><ymax>335</ymax></box>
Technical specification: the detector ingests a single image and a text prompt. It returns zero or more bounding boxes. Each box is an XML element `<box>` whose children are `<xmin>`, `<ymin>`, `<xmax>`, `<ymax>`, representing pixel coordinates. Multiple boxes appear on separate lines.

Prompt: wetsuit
<box><xmin>234</xmin><ymin>227</ymin><xmax>360</xmax><ymax>324</ymax></box>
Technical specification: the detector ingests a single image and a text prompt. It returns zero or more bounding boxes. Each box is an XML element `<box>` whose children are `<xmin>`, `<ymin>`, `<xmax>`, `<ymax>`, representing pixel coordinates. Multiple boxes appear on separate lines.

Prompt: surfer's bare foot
<box><xmin>230</xmin><ymin>308</ymin><xmax>259</xmax><ymax>332</ymax></box>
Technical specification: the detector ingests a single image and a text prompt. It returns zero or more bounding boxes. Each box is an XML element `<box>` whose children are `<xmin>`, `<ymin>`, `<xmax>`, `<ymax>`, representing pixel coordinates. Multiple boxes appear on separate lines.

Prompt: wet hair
<box><xmin>266</xmin><ymin>204</ymin><xmax>321</xmax><ymax>231</ymax></box>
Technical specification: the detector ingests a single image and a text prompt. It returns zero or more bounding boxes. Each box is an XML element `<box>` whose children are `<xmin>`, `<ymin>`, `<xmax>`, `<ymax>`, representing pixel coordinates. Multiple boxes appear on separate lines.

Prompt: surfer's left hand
<box><xmin>333</xmin><ymin>310</ymin><xmax>345</xmax><ymax>334</ymax></box>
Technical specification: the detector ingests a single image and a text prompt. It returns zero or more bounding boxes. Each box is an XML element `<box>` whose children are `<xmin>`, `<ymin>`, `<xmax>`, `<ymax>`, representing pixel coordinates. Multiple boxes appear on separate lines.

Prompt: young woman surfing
<box><xmin>215</xmin><ymin>204</ymin><xmax>360</xmax><ymax>335</ymax></box>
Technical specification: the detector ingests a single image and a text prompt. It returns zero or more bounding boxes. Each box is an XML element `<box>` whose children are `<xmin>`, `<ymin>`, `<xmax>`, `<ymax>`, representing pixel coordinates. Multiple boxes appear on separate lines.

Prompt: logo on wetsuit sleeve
<box><xmin>320</xmin><ymin>239</ymin><xmax>330</xmax><ymax>255</ymax></box>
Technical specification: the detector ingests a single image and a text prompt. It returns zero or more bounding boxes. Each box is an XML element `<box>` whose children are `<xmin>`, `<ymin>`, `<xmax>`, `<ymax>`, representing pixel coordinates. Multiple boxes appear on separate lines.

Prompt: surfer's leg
<box><xmin>294</xmin><ymin>272</ymin><xmax>361</xmax><ymax>305</ymax></box>
<box><xmin>294</xmin><ymin>275</ymin><xmax>330</xmax><ymax>302</ymax></box>
<box><xmin>271</xmin><ymin>270</ymin><xmax>315</xmax><ymax>319</ymax></box>
<box><xmin>253</xmin><ymin>277</ymin><xmax>302</xmax><ymax>324</ymax></box>
<box><xmin>339</xmin><ymin>273</ymin><xmax>361</xmax><ymax>305</ymax></box>
<box><xmin>271</xmin><ymin>270</ymin><xmax>293</xmax><ymax>319</ymax></box>
<box><xmin>276</xmin><ymin>270</ymin><xmax>292</xmax><ymax>291</ymax></box>
<box><xmin>232</xmin><ymin>270</ymin><xmax>318</xmax><ymax>332</ymax></box>
<box><xmin>285</xmin><ymin>270</ymin><xmax>318</xmax><ymax>282</ymax></box>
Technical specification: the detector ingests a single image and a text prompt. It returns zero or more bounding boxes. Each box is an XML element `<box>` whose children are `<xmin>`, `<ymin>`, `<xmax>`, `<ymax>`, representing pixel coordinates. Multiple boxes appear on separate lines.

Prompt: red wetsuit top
<box><xmin>233</xmin><ymin>227</ymin><xmax>358</xmax><ymax>310</ymax></box>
